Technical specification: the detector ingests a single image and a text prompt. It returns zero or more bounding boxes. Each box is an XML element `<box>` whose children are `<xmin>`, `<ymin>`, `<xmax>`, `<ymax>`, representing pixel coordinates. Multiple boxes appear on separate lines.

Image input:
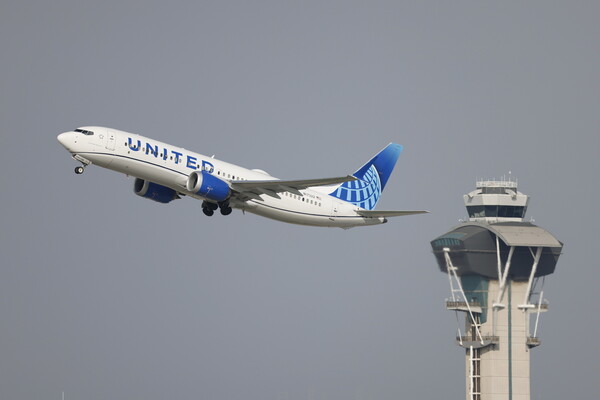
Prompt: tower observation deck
<box><xmin>430</xmin><ymin>178</ymin><xmax>563</xmax><ymax>400</ymax></box>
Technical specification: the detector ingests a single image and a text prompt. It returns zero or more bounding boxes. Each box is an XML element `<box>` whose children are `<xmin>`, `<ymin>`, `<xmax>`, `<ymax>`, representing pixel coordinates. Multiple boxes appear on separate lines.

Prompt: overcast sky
<box><xmin>1</xmin><ymin>1</ymin><xmax>599</xmax><ymax>399</ymax></box>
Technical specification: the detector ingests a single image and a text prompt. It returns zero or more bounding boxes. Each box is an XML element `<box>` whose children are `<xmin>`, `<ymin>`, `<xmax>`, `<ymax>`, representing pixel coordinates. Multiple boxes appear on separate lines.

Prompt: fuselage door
<box><xmin>106</xmin><ymin>130</ymin><xmax>116</xmax><ymax>150</ymax></box>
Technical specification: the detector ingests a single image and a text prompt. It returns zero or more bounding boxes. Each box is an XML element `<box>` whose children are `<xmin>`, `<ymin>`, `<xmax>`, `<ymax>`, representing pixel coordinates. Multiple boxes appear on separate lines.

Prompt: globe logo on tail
<box><xmin>329</xmin><ymin>165</ymin><xmax>382</xmax><ymax>210</ymax></box>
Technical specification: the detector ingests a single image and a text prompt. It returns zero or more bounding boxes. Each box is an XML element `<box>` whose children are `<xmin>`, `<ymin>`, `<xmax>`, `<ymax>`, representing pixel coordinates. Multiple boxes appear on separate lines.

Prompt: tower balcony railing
<box><xmin>526</xmin><ymin>337</ymin><xmax>542</xmax><ymax>348</ymax></box>
<box><xmin>456</xmin><ymin>335</ymin><xmax>499</xmax><ymax>349</ymax></box>
<box><xmin>475</xmin><ymin>178</ymin><xmax>517</xmax><ymax>188</ymax></box>
<box><xmin>446</xmin><ymin>300</ymin><xmax>482</xmax><ymax>313</ymax></box>
<box><xmin>518</xmin><ymin>302</ymin><xmax>549</xmax><ymax>312</ymax></box>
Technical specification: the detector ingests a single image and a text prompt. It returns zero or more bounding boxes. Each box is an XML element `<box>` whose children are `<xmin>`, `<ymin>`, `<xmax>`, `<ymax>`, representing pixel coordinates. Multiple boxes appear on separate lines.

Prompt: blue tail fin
<box><xmin>328</xmin><ymin>143</ymin><xmax>403</xmax><ymax>210</ymax></box>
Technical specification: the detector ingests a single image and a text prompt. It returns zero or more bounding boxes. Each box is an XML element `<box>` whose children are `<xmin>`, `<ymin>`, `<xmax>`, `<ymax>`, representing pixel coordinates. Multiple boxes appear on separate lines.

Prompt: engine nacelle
<box><xmin>186</xmin><ymin>171</ymin><xmax>230</xmax><ymax>202</ymax></box>
<box><xmin>134</xmin><ymin>178</ymin><xmax>179</xmax><ymax>204</ymax></box>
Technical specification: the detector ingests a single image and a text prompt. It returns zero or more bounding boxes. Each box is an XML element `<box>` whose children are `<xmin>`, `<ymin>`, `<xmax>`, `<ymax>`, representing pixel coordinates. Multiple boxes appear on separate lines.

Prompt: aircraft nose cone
<box><xmin>57</xmin><ymin>132</ymin><xmax>72</xmax><ymax>149</ymax></box>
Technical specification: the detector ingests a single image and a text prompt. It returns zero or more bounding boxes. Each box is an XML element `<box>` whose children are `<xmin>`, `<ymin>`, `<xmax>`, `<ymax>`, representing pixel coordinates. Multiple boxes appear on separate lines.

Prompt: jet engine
<box><xmin>186</xmin><ymin>171</ymin><xmax>230</xmax><ymax>202</ymax></box>
<box><xmin>134</xmin><ymin>178</ymin><xmax>179</xmax><ymax>203</ymax></box>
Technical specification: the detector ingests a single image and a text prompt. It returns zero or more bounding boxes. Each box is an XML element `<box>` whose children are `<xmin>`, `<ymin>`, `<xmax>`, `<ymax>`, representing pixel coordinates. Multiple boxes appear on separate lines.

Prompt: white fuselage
<box><xmin>57</xmin><ymin>127</ymin><xmax>386</xmax><ymax>228</ymax></box>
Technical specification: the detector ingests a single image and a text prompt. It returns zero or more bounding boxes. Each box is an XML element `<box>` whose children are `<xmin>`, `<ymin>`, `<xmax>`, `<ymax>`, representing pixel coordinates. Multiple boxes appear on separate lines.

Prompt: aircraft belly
<box><xmin>247</xmin><ymin>204</ymin><xmax>332</xmax><ymax>226</ymax></box>
<box><xmin>243</xmin><ymin>201</ymin><xmax>383</xmax><ymax>228</ymax></box>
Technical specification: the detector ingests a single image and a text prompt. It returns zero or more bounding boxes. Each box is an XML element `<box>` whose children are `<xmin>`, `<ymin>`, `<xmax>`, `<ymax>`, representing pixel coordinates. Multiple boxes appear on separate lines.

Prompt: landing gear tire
<box><xmin>218</xmin><ymin>200</ymin><xmax>233</xmax><ymax>216</ymax></box>
<box><xmin>220</xmin><ymin>206</ymin><xmax>233</xmax><ymax>216</ymax></box>
<box><xmin>202</xmin><ymin>207</ymin><xmax>214</xmax><ymax>217</ymax></box>
<box><xmin>74</xmin><ymin>166</ymin><xmax>85</xmax><ymax>174</ymax></box>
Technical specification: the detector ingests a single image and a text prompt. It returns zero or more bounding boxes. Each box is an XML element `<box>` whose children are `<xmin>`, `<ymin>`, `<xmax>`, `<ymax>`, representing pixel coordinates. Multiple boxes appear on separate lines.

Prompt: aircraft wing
<box><xmin>230</xmin><ymin>175</ymin><xmax>356</xmax><ymax>200</ymax></box>
<box><xmin>356</xmin><ymin>210</ymin><xmax>429</xmax><ymax>218</ymax></box>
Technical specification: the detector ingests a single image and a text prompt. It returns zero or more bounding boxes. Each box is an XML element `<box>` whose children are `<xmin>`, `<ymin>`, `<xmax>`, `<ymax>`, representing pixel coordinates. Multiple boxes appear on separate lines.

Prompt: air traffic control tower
<box><xmin>430</xmin><ymin>178</ymin><xmax>563</xmax><ymax>400</ymax></box>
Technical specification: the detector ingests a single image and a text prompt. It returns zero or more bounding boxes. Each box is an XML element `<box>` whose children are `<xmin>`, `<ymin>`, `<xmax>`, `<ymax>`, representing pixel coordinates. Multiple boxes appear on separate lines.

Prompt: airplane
<box><xmin>57</xmin><ymin>127</ymin><xmax>427</xmax><ymax>228</ymax></box>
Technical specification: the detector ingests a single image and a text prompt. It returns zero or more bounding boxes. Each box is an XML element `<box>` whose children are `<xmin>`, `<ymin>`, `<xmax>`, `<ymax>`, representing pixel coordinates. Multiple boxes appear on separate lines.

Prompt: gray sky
<box><xmin>1</xmin><ymin>1</ymin><xmax>599</xmax><ymax>399</ymax></box>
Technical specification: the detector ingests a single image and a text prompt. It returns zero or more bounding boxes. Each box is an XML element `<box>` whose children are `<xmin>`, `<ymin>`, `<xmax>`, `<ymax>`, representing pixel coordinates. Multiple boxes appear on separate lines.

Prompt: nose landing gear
<box><xmin>72</xmin><ymin>155</ymin><xmax>91</xmax><ymax>175</ymax></box>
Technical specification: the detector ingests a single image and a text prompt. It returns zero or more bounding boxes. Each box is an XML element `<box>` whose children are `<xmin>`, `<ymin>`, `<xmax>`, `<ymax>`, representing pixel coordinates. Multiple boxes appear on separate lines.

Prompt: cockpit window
<box><xmin>74</xmin><ymin>128</ymin><xmax>94</xmax><ymax>135</ymax></box>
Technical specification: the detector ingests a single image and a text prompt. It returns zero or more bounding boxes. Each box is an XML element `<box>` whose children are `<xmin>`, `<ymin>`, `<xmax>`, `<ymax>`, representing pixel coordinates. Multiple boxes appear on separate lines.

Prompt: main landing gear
<box><xmin>74</xmin><ymin>165</ymin><xmax>85</xmax><ymax>174</ymax></box>
<box><xmin>202</xmin><ymin>201</ymin><xmax>232</xmax><ymax>216</ymax></box>
<box><xmin>202</xmin><ymin>201</ymin><xmax>218</xmax><ymax>216</ymax></box>
<box><xmin>220</xmin><ymin>202</ymin><xmax>233</xmax><ymax>216</ymax></box>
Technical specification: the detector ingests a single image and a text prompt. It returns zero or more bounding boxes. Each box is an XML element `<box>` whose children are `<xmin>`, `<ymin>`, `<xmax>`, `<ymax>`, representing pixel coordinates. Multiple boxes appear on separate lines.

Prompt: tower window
<box><xmin>467</xmin><ymin>205</ymin><xmax>526</xmax><ymax>218</ymax></box>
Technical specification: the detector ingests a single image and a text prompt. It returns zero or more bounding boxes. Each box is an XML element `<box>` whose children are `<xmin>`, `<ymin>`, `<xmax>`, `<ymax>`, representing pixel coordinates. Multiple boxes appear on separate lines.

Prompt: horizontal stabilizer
<box><xmin>356</xmin><ymin>210</ymin><xmax>429</xmax><ymax>218</ymax></box>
